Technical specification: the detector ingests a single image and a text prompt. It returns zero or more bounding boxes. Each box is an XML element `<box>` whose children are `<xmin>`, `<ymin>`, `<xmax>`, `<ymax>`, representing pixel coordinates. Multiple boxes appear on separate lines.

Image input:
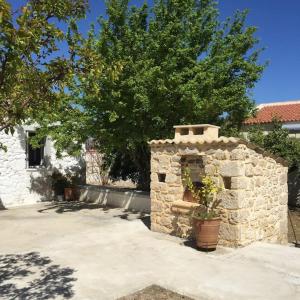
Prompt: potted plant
<box><xmin>51</xmin><ymin>170</ymin><xmax>79</xmax><ymax>201</ymax></box>
<box><xmin>183</xmin><ymin>168</ymin><xmax>222</xmax><ymax>249</ymax></box>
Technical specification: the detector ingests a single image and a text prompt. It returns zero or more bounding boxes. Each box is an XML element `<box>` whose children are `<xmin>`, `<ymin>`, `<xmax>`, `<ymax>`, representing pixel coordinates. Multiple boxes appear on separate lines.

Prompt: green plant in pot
<box><xmin>183</xmin><ymin>168</ymin><xmax>222</xmax><ymax>249</ymax></box>
<box><xmin>51</xmin><ymin>170</ymin><xmax>80</xmax><ymax>201</ymax></box>
<box><xmin>51</xmin><ymin>171</ymin><xmax>70</xmax><ymax>199</ymax></box>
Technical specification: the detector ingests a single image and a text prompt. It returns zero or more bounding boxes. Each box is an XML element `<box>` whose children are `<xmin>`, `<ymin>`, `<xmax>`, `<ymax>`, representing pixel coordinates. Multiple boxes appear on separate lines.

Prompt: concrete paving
<box><xmin>0</xmin><ymin>202</ymin><xmax>300</xmax><ymax>300</ymax></box>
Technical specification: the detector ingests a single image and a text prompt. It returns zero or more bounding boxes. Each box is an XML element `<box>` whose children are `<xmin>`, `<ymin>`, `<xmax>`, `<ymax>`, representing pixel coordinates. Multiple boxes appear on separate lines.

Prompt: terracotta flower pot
<box><xmin>64</xmin><ymin>187</ymin><xmax>78</xmax><ymax>201</ymax></box>
<box><xmin>183</xmin><ymin>189</ymin><xmax>197</xmax><ymax>203</ymax></box>
<box><xmin>193</xmin><ymin>218</ymin><xmax>221</xmax><ymax>249</ymax></box>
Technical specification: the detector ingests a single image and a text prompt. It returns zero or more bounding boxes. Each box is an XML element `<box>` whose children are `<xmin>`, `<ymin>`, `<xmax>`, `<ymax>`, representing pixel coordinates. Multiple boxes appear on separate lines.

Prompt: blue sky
<box><xmin>8</xmin><ymin>0</ymin><xmax>300</xmax><ymax>104</ymax></box>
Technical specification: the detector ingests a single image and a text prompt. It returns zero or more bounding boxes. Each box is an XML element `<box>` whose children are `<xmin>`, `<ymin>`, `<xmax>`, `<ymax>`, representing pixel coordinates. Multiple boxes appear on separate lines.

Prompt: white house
<box><xmin>0</xmin><ymin>124</ymin><xmax>84</xmax><ymax>208</ymax></box>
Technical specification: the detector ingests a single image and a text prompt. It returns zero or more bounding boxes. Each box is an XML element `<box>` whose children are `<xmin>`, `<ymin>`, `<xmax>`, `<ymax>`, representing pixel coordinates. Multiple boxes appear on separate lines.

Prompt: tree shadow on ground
<box><xmin>0</xmin><ymin>252</ymin><xmax>76</xmax><ymax>300</ymax></box>
<box><xmin>113</xmin><ymin>211</ymin><xmax>151</xmax><ymax>230</ymax></box>
<box><xmin>37</xmin><ymin>200</ymin><xmax>151</xmax><ymax>230</ymax></box>
<box><xmin>37</xmin><ymin>201</ymin><xmax>111</xmax><ymax>214</ymax></box>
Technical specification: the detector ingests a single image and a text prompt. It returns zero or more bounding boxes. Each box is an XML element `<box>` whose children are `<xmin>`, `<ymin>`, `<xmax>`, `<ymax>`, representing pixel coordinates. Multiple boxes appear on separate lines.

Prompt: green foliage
<box><xmin>248</xmin><ymin>120</ymin><xmax>300</xmax><ymax>169</ymax></box>
<box><xmin>0</xmin><ymin>0</ymin><xmax>88</xmax><ymax>136</ymax></box>
<box><xmin>33</xmin><ymin>0</ymin><xmax>265</xmax><ymax>189</ymax></box>
<box><xmin>183</xmin><ymin>168</ymin><xmax>222</xmax><ymax>220</ymax></box>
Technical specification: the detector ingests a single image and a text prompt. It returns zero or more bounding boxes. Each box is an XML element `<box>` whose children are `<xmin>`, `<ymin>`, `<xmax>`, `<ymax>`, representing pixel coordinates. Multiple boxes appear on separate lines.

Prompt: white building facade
<box><xmin>0</xmin><ymin>125</ymin><xmax>84</xmax><ymax>208</ymax></box>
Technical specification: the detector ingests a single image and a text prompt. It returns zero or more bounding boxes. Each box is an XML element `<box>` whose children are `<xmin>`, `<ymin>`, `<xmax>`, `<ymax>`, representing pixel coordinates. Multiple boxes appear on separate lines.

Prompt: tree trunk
<box><xmin>132</xmin><ymin>143</ymin><xmax>150</xmax><ymax>191</ymax></box>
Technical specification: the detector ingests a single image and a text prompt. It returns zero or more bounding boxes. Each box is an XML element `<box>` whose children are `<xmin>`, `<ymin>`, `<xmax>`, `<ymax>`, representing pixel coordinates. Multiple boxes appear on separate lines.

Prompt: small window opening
<box><xmin>223</xmin><ymin>177</ymin><xmax>231</xmax><ymax>189</ymax></box>
<box><xmin>27</xmin><ymin>132</ymin><xmax>45</xmax><ymax>168</ymax></box>
<box><xmin>158</xmin><ymin>173</ymin><xmax>166</xmax><ymax>182</ymax></box>
<box><xmin>180</xmin><ymin>128</ymin><xmax>189</xmax><ymax>135</ymax></box>
<box><xmin>193</xmin><ymin>127</ymin><xmax>204</xmax><ymax>135</ymax></box>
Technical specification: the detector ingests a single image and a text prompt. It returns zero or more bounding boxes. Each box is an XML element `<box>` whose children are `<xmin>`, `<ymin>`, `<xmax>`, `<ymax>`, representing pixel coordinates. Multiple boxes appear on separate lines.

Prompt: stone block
<box><xmin>214</xmin><ymin>149</ymin><xmax>227</xmax><ymax>160</ymax></box>
<box><xmin>151</xmin><ymin>201</ymin><xmax>164</xmax><ymax>212</ymax></box>
<box><xmin>220</xmin><ymin>161</ymin><xmax>245</xmax><ymax>177</ymax></box>
<box><xmin>253</xmin><ymin>167</ymin><xmax>263</xmax><ymax>176</ymax></box>
<box><xmin>171</xmin><ymin>155</ymin><xmax>181</xmax><ymax>162</ymax></box>
<box><xmin>165</xmin><ymin>173</ymin><xmax>179</xmax><ymax>184</ymax></box>
<box><xmin>280</xmin><ymin>173</ymin><xmax>287</xmax><ymax>185</ymax></box>
<box><xmin>151</xmin><ymin>222</ymin><xmax>171</xmax><ymax>234</ymax></box>
<box><xmin>158</xmin><ymin>155</ymin><xmax>170</xmax><ymax>168</ymax></box>
<box><xmin>228</xmin><ymin>209</ymin><xmax>251</xmax><ymax>225</ymax></box>
<box><xmin>228</xmin><ymin>210</ymin><xmax>239</xmax><ymax>224</ymax></box>
<box><xmin>279</xmin><ymin>193</ymin><xmax>288</xmax><ymax>205</ymax></box>
<box><xmin>245</xmin><ymin>164</ymin><xmax>254</xmax><ymax>177</ymax></box>
<box><xmin>178</xmin><ymin>147</ymin><xmax>199</xmax><ymax>156</ymax></box>
<box><xmin>231</xmin><ymin>177</ymin><xmax>248</xmax><ymax>190</ymax></box>
<box><xmin>160</xmin><ymin>215</ymin><xmax>175</xmax><ymax>228</ymax></box>
<box><xmin>219</xmin><ymin>223</ymin><xmax>241</xmax><ymax>242</ymax></box>
<box><xmin>254</xmin><ymin>176</ymin><xmax>264</xmax><ymax>187</ymax></box>
<box><xmin>204</xmin><ymin>164</ymin><xmax>217</xmax><ymax>175</ymax></box>
<box><xmin>230</xmin><ymin>149</ymin><xmax>246</xmax><ymax>160</ymax></box>
<box><xmin>218</xmin><ymin>190</ymin><xmax>241</xmax><ymax>209</ymax></box>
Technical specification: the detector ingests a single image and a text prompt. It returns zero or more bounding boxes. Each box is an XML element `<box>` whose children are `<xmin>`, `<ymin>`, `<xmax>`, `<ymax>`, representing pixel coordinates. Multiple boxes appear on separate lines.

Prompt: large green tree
<box><xmin>0</xmin><ymin>0</ymin><xmax>87</xmax><ymax>140</ymax></box>
<box><xmin>36</xmin><ymin>0</ymin><xmax>265</xmax><ymax>189</ymax></box>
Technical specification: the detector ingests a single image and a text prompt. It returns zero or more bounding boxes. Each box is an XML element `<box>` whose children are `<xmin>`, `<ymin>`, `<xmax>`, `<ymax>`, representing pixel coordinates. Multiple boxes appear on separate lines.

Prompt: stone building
<box><xmin>149</xmin><ymin>124</ymin><xmax>288</xmax><ymax>247</ymax></box>
<box><xmin>0</xmin><ymin>125</ymin><xmax>83</xmax><ymax>207</ymax></box>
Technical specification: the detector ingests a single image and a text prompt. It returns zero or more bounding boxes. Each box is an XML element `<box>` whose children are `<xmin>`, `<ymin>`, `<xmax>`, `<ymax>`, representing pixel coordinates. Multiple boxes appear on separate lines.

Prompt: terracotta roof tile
<box><xmin>244</xmin><ymin>101</ymin><xmax>300</xmax><ymax>125</ymax></box>
<box><xmin>148</xmin><ymin>137</ymin><xmax>288</xmax><ymax>166</ymax></box>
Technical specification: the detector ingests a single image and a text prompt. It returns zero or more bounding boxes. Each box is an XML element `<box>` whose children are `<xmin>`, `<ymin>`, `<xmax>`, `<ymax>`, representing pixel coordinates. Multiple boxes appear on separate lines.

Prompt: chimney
<box><xmin>173</xmin><ymin>124</ymin><xmax>220</xmax><ymax>142</ymax></box>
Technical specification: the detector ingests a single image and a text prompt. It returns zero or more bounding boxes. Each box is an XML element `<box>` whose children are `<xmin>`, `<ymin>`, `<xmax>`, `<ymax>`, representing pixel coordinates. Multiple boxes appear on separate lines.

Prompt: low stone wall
<box><xmin>150</xmin><ymin>141</ymin><xmax>288</xmax><ymax>247</ymax></box>
<box><xmin>78</xmin><ymin>185</ymin><xmax>150</xmax><ymax>213</ymax></box>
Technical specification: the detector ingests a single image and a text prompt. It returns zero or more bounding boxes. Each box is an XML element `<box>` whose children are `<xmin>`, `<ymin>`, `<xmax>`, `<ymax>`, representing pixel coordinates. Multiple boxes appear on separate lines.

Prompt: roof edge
<box><xmin>173</xmin><ymin>124</ymin><xmax>220</xmax><ymax>129</ymax></box>
<box><xmin>148</xmin><ymin>137</ymin><xmax>288</xmax><ymax>167</ymax></box>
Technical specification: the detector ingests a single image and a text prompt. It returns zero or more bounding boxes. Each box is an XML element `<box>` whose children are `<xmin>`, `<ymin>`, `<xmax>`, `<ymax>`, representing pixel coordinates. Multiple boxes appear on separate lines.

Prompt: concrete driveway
<box><xmin>0</xmin><ymin>202</ymin><xmax>300</xmax><ymax>300</ymax></box>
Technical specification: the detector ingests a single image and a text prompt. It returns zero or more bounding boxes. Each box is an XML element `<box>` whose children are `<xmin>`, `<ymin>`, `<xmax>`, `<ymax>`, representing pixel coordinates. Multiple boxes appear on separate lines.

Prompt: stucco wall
<box><xmin>0</xmin><ymin>126</ymin><xmax>83</xmax><ymax>207</ymax></box>
<box><xmin>150</xmin><ymin>142</ymin><xmax>288</xmax><ymax>247</ymax></box>
<box><xmin>78</xmin><ymin>185</ymin><xmax>150</xmax><ymax>213</ymax></box>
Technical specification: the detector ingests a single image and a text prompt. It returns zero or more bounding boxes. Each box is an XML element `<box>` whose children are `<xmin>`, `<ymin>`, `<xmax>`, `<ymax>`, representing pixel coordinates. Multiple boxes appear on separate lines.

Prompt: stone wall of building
<box><xmin>0</xmin><ymin>125</ymin><xmax>83</xmax><ymax>207</ymax></box>
<box><xmin>150</xmin><ymin>141</ymin><xmax>288</xmax><ymax>247</ymax></box>
<box><xmin>85</xmin><ymin>150</ymin><xmax>103</xmax><ymax>185</ymax></box>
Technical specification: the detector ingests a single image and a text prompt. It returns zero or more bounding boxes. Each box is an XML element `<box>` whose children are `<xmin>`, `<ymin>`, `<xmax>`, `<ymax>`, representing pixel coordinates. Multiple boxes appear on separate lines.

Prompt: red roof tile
<box><xmin>244</xmin><ymin>101</ymin><xmax>300</xmax><ymax>125</ymax></box>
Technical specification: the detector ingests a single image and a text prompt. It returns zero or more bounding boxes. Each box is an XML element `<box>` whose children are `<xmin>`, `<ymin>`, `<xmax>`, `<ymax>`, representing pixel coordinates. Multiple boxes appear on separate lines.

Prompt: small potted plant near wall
<box><xmin>52</xmin><ymin>171</ymin><xmax>79</xmax><ymax>201</ymax></box>
<box><xmin>183</xmin><ymin>168</ymin><xmax>222</xmax><ymax>250</ymax></box>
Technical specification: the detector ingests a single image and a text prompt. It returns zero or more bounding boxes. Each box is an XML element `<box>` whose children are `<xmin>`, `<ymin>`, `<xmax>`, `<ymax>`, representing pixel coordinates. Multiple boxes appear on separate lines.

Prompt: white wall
<box><xmin>0</xmin><ymin>126</ymin><xmax>83</xmax><ymax>207</ymax></box>
<box><xmin>79</xmin><ymin>185</ymin><xmax>150</xmax><ymax>213</ymax></box>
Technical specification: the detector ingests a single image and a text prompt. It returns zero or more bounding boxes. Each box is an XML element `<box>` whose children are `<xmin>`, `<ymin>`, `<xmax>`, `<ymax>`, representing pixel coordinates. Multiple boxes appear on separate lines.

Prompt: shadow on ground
<box><xmin>0</xmin><ymin>252</ymin><xmax>76</xmax><ymax>300</ymax></box>
<box><xmin>182</xmin><ymin>240</ymin><xmax>217</xmax><ymax>253</ymax></box>
<box><xmin>37</xmin><ymin>201</ymin><xmax>152</xmax><ymax>230</ymax></box>
<box><xmin>37</xmin><ymin>201</ymin><xmax>110</xmax><ymax>214</ymax></box>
